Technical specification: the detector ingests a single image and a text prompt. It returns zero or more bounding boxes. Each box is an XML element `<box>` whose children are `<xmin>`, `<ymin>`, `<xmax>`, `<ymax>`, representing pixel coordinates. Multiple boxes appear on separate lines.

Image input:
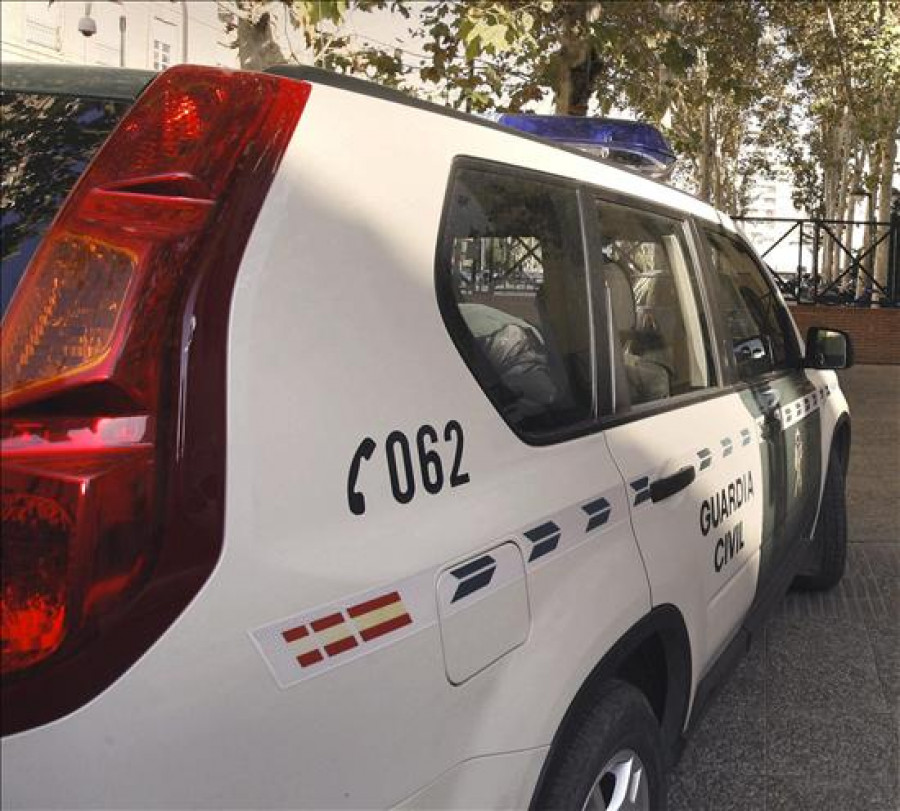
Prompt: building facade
<box><xmin>1</xmin><ymin>1</ymin><xmax>237</xmax><ymax>72</ymax></box>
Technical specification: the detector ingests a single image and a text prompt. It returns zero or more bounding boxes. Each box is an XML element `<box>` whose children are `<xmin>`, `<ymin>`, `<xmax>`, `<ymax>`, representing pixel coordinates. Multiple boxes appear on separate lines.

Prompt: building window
<box><xmin>25</xmin><ymin>2</ymin><xmax>62</xmax><ymax>50</ymax></box>
<box><xmin>150</xmin><ymin>16</ymin><xmax>177</xmax><ymax>72</ymax></box>
<box><xmin>153</xmin><ymin>39</ymin><xmax>172</xmax><ymax>71</ymax></box>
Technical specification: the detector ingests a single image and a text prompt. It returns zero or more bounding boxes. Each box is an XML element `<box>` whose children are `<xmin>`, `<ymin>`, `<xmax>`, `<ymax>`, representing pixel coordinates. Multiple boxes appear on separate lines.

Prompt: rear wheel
<box><xmin>793</xmin><ymin>445</ymin><xmax>847</xmax><ymax>591</ymax></box>
<box><xmin>535</xmin><ymin>681</ymin><xmax>666</xmax><ymax>811</ymax></box>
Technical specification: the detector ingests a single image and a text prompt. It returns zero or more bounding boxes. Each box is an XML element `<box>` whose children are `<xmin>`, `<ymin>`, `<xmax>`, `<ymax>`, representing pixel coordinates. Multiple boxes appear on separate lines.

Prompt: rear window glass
<box><xmin>437</xmin><ymin>166</ymin><xmax>595</xmax><ymax>441</ymax></box>
<box><xmin>1</xmin><ymin>92</ymin><xmax>131</xmax><ymax>317</ymax></box>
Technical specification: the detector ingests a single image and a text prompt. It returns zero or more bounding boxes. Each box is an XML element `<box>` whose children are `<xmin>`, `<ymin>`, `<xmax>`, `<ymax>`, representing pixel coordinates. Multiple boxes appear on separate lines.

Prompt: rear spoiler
<box><xmin>1</xmin><ymin>63</ymin><xmax>156</xmax><ymax>101</ymax></box>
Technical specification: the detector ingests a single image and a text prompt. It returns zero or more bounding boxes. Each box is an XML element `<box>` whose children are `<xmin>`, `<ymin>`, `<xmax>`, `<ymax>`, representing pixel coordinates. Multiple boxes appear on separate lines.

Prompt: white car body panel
<box><xmin>2</xmin><ymin>82</ymin><xmax>651</xmax><ymax>809</ymax></box>
<box><xmin>395</xmin><ymin>747</ymin><xmax>549</xmax><ymax>809</ymax></box>
<box><xmin>603</xmin><ymin>392</ymin><xmax>766</xmax><ymax>680</ymax></box>
<box><xmin>805</xmin><ymin>368</ymin><xmax>848</xmax><ymax>518</ymax></box>
<box><xmin>0</xmin><ymin>78</ymin><xmax>851</xmax><ymax>809</ymax></box>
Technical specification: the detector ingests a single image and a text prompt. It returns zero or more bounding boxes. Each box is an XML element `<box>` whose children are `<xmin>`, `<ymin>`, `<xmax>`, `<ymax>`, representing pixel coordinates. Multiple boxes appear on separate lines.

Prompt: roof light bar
<box><xmin>497</xmin><ymin>114</ymin><xmax>676</xmax><ymax>180</ymax></box>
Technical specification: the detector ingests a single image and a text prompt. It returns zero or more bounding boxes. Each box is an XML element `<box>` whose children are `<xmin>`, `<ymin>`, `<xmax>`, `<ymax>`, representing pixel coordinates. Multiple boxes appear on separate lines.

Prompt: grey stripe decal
<box><xmin>524</xmin><ymin>521</ymin><xmax>562</xmax><ymax>562</ymax></box>
<box><xmin>630</xmin><ymin>476</ymin><xmax>651</xmax><ymax>506</ymax></box>
<box><xmin>582</xmin><ymin>496</ymin><xmax>612</xmax><ymax>532</ymax></box>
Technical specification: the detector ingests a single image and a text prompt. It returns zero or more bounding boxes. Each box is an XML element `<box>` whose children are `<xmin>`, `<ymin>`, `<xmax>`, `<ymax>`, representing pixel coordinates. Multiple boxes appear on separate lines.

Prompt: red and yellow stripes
<box><xmin>348</xmin><ymin>591</ymin><xmax>412</xmax><ymax>641</ymax></box>
<box><xmin>280</xmin><ymin>591</ymin><xmax>412</xmax><ymax>670</ymax></box>
<box><xmin>281</xmin><ymin>624</ymin><xmax>324</xmax><ymax>668</ymax></box>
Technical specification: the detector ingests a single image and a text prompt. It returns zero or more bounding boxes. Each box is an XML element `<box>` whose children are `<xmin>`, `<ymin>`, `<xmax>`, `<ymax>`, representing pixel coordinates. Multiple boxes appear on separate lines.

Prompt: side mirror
<box><xmin>804</xmin><ymin>327</ymin><xmax>853</xmax><ymax>369</ymax></box>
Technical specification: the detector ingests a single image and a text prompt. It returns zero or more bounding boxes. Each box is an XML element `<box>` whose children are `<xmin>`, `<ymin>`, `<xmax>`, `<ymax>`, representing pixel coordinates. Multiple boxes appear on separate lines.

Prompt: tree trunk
<box><xmin>821</xmin><ymin>120</ymin><xmax>840</xmax><ymax>284</ymax></box>
<box><xmin>235</xmin><ymin>11</ymin><xmax>286</xmax><ymax>71</ymax></box>
<box><xmin>872</xmin><ymin>133</ymin><xmax>898</xmax><ymax>306</ymax></box>
<box><xmin>699</xmin><ymin>95</ymin><xmax>712</xmax><ymax>203</ymax></box>
<box><xmin>553</xmin><ymin>2</ymin><xmax>602</xmax><ymax>115</ymax></box>
<box><xmin>823</xmin><ymin>112</ymin><xmax>852</xmax><ymax>287</ymax></box>
<box><xmin>840</xmin><ymin>144</ymin><xmax>864</xmax><ymax>297</ymax></box>
<box><xmin>856</xmin><ymin>144</ymin><xmax>880</xmax><ymax>299</ymax></box>
<box><xmin>712</xmin><ymin>110</ymin><xmax>723</xmax><ymax>209</ymax></box>
<box><xmin>831</xmin><ymin>114</ymin><xmax>853</xmax><ymax>289</ymax></box>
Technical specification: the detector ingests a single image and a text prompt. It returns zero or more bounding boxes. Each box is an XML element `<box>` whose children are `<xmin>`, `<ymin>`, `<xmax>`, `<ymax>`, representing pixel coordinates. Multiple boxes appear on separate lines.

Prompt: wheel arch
<box><xmin>528</xmin><ymin>604</ymin><xmax>691</xmax><ymax>809</ymax></box>
<box><xmin>832</xmin><ymin>411</ymin><xmax>851</xmax><ymax>475</ymax></box>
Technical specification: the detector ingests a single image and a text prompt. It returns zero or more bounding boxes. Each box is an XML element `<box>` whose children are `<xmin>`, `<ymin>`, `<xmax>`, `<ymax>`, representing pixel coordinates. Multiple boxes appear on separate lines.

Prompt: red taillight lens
<box><xmin>1</xmin><ymin>67</ymin><xmax>309</xmax><ymax>734</ymax></box>
<box><xmin>2</xmin><ymin>490</ymin><xmax>70</xmax><ymax>673</ymax></box>
<box><xmin>2</xmin><ymin>67</ymin><xmax>309</xmax><ymax>410</ymax></box>
<box><xmin>2</xmin><ymin>417</ymin><xmax>153</xmax><ymax>675</ymax></box>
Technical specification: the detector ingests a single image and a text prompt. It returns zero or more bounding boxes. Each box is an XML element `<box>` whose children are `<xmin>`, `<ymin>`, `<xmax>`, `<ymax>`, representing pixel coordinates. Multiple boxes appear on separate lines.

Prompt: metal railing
<box><xmin>734</xmin><ymin>212</ymin><xmax>900</xmax><ymax>307</ymax></box>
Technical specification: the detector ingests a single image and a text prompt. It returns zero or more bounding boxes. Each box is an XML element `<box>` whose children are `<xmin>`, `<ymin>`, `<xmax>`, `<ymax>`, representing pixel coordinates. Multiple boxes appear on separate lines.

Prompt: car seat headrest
<box><xmin>604</xmin><ymin>263</ymin><xmax>636</xmax><ymax>331</ymax></box>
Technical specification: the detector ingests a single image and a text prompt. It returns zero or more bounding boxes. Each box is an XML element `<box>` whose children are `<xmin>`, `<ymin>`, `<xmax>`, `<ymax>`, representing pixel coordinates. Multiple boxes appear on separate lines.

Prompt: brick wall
<box><xmin>789</xmin><ymin>305</ymin><xmax>900</xmax><ymax>365</ymax></box>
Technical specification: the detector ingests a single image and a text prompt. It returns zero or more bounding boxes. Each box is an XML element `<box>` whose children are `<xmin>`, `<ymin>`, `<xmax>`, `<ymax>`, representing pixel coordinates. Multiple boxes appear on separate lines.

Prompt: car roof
<box><xmin>1</xmin><ymin>63</ymin><xmax>156</xmax><ymax>101</ymax></box>
<box><xmin>0</xmin><ymin>61</ymin><xmax>725</xmax><ymax>227</ymax></box>
<box><xmin>265</xmin><ymin>63</ymin><xmax>708</xmax><ymax>210</ymax></box>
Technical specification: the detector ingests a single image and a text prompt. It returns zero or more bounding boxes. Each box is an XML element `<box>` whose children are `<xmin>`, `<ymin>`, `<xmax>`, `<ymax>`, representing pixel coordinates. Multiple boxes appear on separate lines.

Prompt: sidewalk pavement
<box><xmin>841</xmin><ymin>365</ymin><xmax>900</xmax><ymax>545</ymax></box>
<box><xmin>668</xmin><ymin>365</ymin><xmax>900</xmax><ymax>810</ymax></box>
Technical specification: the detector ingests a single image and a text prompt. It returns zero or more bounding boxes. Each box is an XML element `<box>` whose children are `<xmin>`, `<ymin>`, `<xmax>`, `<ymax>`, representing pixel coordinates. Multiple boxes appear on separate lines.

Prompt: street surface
<box><xmin>669</xmin><ymin>365</ymin><xmax>900</xmax><ymax>810</ymax></box>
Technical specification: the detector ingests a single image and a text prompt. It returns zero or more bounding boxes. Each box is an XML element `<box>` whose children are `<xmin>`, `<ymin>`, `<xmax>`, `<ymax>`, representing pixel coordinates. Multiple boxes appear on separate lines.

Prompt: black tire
<box><xmin>534</xmin><ymin>680</ymin><xmax>666</xmax><ymax>811</ymax></box>
<box><xmin>793</xmin><ymin>445</ymin><xmax>847</xmax><ymax>591</ymax></box>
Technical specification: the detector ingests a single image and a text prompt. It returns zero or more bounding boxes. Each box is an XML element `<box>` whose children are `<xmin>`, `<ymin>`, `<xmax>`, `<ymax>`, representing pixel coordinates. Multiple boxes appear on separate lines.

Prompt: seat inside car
<box><xmin>604</xmin><ymin>262</ymin><xmax>671</xmax><ymax>404</ymax></box>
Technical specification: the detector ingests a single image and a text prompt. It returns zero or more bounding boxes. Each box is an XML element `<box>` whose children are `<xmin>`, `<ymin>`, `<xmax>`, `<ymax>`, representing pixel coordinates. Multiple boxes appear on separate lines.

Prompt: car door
<box><xmin>585</xmin><ymin>196</ymin><xmax>766</xmax><ymax>674</ymax></box>
<box><xmin>695</xmin><ymin>226</ymin><xmax>822</xmax><ymax>600</ymax></box>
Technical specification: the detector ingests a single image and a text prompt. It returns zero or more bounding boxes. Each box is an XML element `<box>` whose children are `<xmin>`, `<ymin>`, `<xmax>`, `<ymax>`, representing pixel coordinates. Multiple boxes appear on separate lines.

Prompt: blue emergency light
<box><xmin>496</xmin><ymin>114</ymin><xmax>676</xmax><ymax>180</ymax></box>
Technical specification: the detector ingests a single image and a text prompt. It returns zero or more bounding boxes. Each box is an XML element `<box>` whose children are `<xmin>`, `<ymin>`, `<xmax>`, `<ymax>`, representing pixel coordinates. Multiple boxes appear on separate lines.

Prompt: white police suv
<box><xmin>1</xmin><ymin>63</ymin><xmax>852</xmax><ymax>810</ymax></box>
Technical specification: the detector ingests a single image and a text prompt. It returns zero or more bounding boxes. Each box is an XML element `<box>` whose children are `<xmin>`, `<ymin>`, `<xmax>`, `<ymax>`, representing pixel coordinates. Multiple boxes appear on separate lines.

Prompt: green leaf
<box><xmin>479</xmin><ymin>22</ymin><xmax>511</xmax><ymax>54</ymax></box>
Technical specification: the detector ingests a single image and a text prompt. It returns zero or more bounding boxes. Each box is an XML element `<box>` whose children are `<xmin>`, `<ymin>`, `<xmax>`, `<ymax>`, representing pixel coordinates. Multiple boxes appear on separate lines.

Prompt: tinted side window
<box><xmin>701</xmin><ymin>230</ymin><xmax>796</xmax><ymax>379</ymax></box>
<box><xmin>594</xmin><ymin>200</ymin><xmax>715</xmax><ymax>410</ymax></box>
<box><xmin>438</xmin><ymin>167</ymin><xmax>593</xmax><ymax>439</ymax></box>
<box><xmin>1</xmin><ymin>91</ymin><xmax>131</xmax><ymax>317</ymax></box>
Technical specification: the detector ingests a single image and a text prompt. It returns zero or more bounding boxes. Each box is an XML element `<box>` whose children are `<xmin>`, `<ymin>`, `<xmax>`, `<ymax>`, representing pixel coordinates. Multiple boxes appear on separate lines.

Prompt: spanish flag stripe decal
<box><xmin>351</xmin><ymin>600</ymin><xmax>407</xmax><ymax>633</ymax></box>
<box><xmin>262</xmin><ymin>589</ymin><xmax>415</xmax><ymax>683</ymax></box>
<box><xmin>282</xmin><ymin>625</ymin><xmax>309</xmax><ymax>643</ymax></box>
<box><xmin>311</xmin><ymin>612</ymin><xmax>345</xmax><ymax>632</ymax></box>
<box><xmin>316</xmin><ymin>622</ymin><xmax>355</xmax><ymax>647</ymax></box>
<box><xmin>348</xmin><ymin>591</ymin><xmax>402</xmax><ymax>618</ymax></box>
<box><xmin>285</xmin><ymin>632</ymin><xmax>321</xmax><ymax>659</ymax></box>
<box><xmin>297</xmin><ymin>650</ymin><xmax>324</xmax><ymax>668</ymax></box>
<box><xmin>324</xmin><ymin>636</ymin><xmax>358</xmax><ymax>657</ymax></box>
<box><xmin>359</xmin><ymin>612</ymin><xmax>412</xmax><ymax>642</ymax></box>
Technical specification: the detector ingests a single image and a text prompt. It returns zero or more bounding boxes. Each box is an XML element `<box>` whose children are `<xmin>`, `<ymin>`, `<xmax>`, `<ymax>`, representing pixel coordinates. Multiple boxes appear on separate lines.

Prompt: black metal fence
<box><xmin>733</xmin><ymin>209</ymin><xmax>900</xmax><ymax>307</ymax></box>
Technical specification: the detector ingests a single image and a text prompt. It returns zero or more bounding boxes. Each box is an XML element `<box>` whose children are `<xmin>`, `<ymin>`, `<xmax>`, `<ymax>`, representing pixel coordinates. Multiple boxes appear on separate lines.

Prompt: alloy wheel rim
<box><xmin>581</xmin><ymin>748</ymin><xmax>650</xmax><ymax>811</ymax></box>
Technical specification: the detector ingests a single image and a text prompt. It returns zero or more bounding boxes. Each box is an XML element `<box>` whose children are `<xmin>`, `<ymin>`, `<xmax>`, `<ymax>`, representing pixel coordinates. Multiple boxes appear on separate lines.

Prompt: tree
<box><xmin>413</xmin><ymin>0</ymin><xmax>897</xmax><ymax>299</ymax></box>
<box><xmin>413</xmin><ymin>1</ymin><xmax>789</xmax><ymax>209</ymax></box>
<box><xmin>769</xmin><ymin>0</ymin><xmax>900</xmax><ymax>303</ymax></box>
<box><xmin>614</xmin><ymin>1</ymin><xmax>794</xmax><ymax>212</ymax></box>
<box><xmin>221</xmin><ymin>0</ymin><xmax>409</xmax><ymax>83</ymax></box>
<box><xmin>221</xmin><ymin>1</ymin><xmax>897</xmax><ymax>304</ymax></box>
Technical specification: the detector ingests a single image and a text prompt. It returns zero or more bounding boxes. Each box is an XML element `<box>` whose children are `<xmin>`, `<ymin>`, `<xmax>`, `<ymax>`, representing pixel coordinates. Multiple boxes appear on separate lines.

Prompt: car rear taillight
<box><xmin>1</xmin><ymin>66</ymin><xmax>309</xmax><ymax>734</ymax></box>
